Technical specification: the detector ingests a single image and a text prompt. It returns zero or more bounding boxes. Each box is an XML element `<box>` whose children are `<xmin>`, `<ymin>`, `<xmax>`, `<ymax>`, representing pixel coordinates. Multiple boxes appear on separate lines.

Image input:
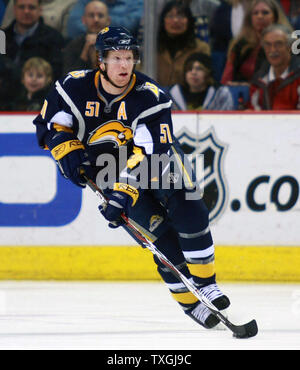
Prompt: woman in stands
<box><xmin>221</xmin><ymin>0</ymin><xmax>292</xmax><ymax>86</ymax></box>
<box><xmin>156</xmin><ymin>0</ymin><xmax>211</xmax><ymax>87</ymax></box>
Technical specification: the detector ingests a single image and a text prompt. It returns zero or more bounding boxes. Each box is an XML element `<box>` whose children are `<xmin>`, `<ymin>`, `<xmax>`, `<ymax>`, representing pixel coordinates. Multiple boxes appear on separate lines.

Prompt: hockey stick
<box><xmin>82</xmin><ymin>174</ymin><xmax>258</xmax><ymax>338</ymax></box>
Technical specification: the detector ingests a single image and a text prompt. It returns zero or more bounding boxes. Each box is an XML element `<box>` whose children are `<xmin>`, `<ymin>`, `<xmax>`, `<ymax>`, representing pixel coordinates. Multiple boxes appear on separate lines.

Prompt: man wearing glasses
<box><xmin>250</xmin><ymin>24</ymin><xmax>300</xmax><ymax>110</ymax></box>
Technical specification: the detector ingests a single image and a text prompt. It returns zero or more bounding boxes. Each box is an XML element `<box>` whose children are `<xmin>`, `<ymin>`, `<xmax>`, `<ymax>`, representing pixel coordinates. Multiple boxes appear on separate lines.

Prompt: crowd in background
<box><xmin>0</xmin><ymin>0</ymin><xmax>300</xmax><ymax>111</ymax></box>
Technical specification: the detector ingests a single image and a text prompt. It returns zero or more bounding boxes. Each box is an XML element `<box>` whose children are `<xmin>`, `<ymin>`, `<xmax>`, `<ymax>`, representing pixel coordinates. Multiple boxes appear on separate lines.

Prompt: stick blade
<box><xmin>232</xmin><ymin>319</ymin><xmax>258</xmax><ymax>339</ymax></box>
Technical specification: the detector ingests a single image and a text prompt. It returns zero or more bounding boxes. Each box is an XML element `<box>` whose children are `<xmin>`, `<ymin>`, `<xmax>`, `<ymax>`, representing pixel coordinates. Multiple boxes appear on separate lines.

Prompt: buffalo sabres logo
<box><xmin>88</xmin><ymin>121</ymin><xmax>133</xmax><ymax>147</ymax></box>
<box><xmin>176</xmin><ymin>127</ymin><xmax>228</xmax><ymax>223</ymax></box>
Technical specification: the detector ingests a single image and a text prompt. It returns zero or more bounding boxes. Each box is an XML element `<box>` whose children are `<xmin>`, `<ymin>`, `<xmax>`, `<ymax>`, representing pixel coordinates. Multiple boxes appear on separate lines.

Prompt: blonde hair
<box><xmin>228</xmin><ymin>0</ymin><xmax>292</xmax><ymax>55</ymax></box>
<box><xmin>22</xmin><ymin>57</ymin><xmax>53</xmax><ymax>86</ymax></box>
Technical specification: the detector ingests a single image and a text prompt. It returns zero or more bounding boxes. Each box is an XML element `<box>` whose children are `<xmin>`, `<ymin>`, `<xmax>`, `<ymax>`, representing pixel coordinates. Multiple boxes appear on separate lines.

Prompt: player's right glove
<box><xmin>99</xmin><ymin>183</ymin><xmax>139</xmax><ymax>228</ymax></box>
<box><xmin>45</xmin><ymin>130</ymin><xmax>93</xmax><ymax>188</ymax></box>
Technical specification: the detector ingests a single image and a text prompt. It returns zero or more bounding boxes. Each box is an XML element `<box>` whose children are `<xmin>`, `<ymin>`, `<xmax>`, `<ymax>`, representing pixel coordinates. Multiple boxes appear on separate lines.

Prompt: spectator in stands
<box><xmin>0</xmin><ymin>0</ymin><xmax>8</xmax><ymax>23</ymax></box>
<box><xmin>249</xmin><ymin>24</ymin><xmax>300</xmax><ymax>110</ymax></box>
<box><xmin>3</xmin><ymin>0</ymin><xmax>65</xmax><ymax>81</ymax></box>
<box><xmin>277</xmin><ymin>0</ymin><xmax>300</xmax><ymax>30</ymax></box>
<box><xmin>136</xmin><ymin>0</ymin><xmax>219</xmax><ymax>69</ymax></box>
<box><xmin>221</xmin><ymin>0</ymin><xmax>292</xmax><ymax>86</ymax></box>
<box><xmin>1</xmin><ymin>0</ymin><xmax>77</xmax><ymax>38</ymax></box>
<box><xmin>13</xmin><ymin>56</ymin><xmax>53</xmax><ymax>111</ymax></box>
<box><xmin>0</xmin><ymin>55</ymin><xmax>15</xmax><ymax>110</ymax></box>
<box><xmin>148</xmin><ymin>0</ymin><xmax>222</xmax><ymax>48</ymax></box>
<box><xmin>63</xmin><ymin>1</ymin><xmax>110</xmax><ymax>74</ymax></box>
<box><xmin>179</xmin><ymin>0</ymin><xmax>221</xmax><ymax>43</ymax></box>
<box><xmin>157</xmin><ymin>0</ymin><xmax>220</xmax><ymax>27</ymax></box>
<box><xmin>210</xmin><ymin>0</ymin><xmax>250</xmax><ymax>82</ymax></box>
<box><xmin>168</xmin><ymin>52</ymin><xmax>234</xmax><ymax>110</ymax></box>
<box><xmin>66</xmin><ymin>0</ymin><xmax>143</xmax><ymax>40</ymax></box>
<box><xmin>157</xmin><ymin>0</ymin><xmax>210</xmax><ymax>87</ymax></box>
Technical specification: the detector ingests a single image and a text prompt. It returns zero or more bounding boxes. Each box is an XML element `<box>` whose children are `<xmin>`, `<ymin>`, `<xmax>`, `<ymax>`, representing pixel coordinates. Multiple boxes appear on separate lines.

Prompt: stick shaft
<box><xmin>84</xmin><ymin>178</ymin><xmax>220</xmax><ymax>310</ymax></box>
<box><xmin>83</xmin><ymin>175</ymin><xmax>257</xmax><ymax>337</ymax></box>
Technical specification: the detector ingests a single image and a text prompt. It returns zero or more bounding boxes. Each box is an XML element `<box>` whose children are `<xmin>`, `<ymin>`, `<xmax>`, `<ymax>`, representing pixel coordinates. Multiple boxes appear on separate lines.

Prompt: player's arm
<box><xmin>33</xmin><ymin>88</ymin><xmax>93</xmax><ymax>188</ymax></box>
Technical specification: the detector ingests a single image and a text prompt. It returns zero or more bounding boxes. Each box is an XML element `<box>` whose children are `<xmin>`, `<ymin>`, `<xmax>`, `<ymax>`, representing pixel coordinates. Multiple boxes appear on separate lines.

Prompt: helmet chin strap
<box><xmin>99</xmin><ymin>64</ymin><xmax>133</xmax><ymax>90</ymax></box>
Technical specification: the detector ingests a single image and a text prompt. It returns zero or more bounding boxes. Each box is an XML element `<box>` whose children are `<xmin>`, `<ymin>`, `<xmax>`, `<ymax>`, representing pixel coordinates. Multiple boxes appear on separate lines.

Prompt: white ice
<box><xmin>0</xmin><ymin>281</ymin><xmax>299</xmax><ymax>350</ymax></box>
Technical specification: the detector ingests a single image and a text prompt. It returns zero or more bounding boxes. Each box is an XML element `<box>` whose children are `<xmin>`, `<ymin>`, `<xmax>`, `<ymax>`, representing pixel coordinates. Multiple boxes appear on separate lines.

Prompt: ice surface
<box><xmin>0</xmin><ymin>281</ymin><xmax>299</xmax><ymax>350</ymax></box>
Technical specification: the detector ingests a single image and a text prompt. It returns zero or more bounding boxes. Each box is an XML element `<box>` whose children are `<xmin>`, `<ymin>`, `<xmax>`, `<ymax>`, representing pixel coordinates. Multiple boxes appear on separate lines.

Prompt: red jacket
<box><xmin>249</xmin><ymin>57</ymin><xmax>300</xmax><ymax>110</ymax></box>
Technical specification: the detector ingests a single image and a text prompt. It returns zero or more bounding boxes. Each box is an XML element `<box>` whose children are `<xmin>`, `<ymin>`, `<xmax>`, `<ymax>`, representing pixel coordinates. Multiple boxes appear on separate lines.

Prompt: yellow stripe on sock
<box><xmin>171</xmin><ymin>291</ymin><xmax>198</xmax><ymax>305</ymax></box>
<box><xmin>187</xmin><ymin>262</ymin><xmax>215</xmax><ymax>279</ymax></box>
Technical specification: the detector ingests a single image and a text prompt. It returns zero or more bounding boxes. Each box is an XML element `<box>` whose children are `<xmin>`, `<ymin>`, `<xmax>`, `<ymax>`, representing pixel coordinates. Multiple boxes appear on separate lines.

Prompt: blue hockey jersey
<box><xmin>34</xmin><ymin>70</ymin><xmax>174</xmax><ymax>165</ymax></box>
<box><xmin>33</xmin><ymin>69</ymin><xmax>196</xmax><ymax>196</ymax></box>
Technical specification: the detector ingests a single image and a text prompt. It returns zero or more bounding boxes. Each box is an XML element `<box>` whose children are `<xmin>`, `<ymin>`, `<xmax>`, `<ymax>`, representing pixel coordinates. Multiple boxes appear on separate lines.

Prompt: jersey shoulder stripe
<box><xmin>132</xmin><ymin>100</ymin><xmax>172</xmax><ymax>133</ymax></box>
<box><xmin>55</xmin><ymin>80</ymin><xmax>86</xmax><ymax>141</ymax></box>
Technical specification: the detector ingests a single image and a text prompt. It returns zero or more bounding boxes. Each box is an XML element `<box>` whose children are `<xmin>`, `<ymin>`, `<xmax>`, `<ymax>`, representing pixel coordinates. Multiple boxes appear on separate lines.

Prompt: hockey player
<box><xmin>33</xmin><ymin>26</ymin><xmax>230</xmax><ymax>329</ymax></box>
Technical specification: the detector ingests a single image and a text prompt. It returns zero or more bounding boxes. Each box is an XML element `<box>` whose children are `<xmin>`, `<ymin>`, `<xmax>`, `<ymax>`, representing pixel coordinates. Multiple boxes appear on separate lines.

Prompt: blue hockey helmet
<box><xmin>95</xmin><ymin>26</ymin><xmax>140</xmax><ymax>63</ymax></box>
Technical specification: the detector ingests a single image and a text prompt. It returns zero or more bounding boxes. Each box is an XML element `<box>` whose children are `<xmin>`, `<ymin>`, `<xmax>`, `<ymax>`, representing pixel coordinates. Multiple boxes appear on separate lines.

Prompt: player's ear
<box><xmin>99</xmin><ymin>62</ymin><xmax>105</xmax><ymax>72</ymax></box>
<box><xmin>96</xmin><ymin>51</ymin><xmax>104</xmax><ymax>71</ymax></box>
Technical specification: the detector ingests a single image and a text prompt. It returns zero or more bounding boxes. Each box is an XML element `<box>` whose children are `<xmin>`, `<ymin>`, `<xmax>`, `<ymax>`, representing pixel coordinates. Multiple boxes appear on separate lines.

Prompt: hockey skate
<box><xmin>186</xmin><ymin>283</ymin><xmax>230</xmax><ymax>329</ymax></box>
<box><xmin>199</xmin><ymin>283</ymin><xmax>230</xmax><ymax>311</ymax></box>
<box><xmin>186</xmin><ymin>302</ymin><xmax>220</xmax><ymax>329</ymax></box>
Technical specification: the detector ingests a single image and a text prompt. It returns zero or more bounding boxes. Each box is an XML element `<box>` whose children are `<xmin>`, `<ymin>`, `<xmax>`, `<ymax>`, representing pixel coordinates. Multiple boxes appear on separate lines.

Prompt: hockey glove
<box><xmin>99</xmin><ymin>183</ymin><xmax>139</xmax><ymax>228</ymax></box>
<box><xmin>45</xmin><ymin>131</ymin><xmax>92</xmax><ymax>188</ymax></box>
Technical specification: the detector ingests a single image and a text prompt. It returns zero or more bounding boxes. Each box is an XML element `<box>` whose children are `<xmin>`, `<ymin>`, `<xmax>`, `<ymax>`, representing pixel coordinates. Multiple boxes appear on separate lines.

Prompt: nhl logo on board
<box><xmin>176</xmin><ymin>127</ymin><xmax>228</xmax><ymax>223</ymax></box>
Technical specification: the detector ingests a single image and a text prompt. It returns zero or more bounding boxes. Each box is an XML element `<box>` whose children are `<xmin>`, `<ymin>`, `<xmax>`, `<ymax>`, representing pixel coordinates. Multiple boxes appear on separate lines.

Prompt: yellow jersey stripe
<box><xmin>171</xmin><ymin>145</ymin><xmax>194</xmax><ymax>189</ymax></box>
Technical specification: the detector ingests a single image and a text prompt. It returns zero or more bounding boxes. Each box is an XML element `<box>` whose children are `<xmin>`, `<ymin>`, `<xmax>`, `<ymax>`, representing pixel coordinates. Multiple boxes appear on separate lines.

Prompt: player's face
<box><xmin>164</xmin><ymin>7</ymin><xmax>188</xmax><ymax>36</ymax></box>
<box><xmin>82</xmin><ymin>1</ymin><xmax>110</xmax><ymax>34</ymax></box>
<box><xmin>251</xmin><ymin>2</ymin><xmax>275</xmax><ymax>34</ymax></box>
<box><xmin>14</xmin><ymin>0</ymin><xmax>41</xmax><ymax>29</ymax></box>
<box><xmin>101</xmin><ymin>50</ymin><xmax>135</xmax><ymax>88</ymax></box>
<box><xmin>23</xmin><ymin>68</ymin><xmax>47</xmax><ymax>94</ymax></box>
<box><xmin>262</xmin><ymin>30</ymin><xmax>291</xmax><ymax>69</ymax></box>
<box><xmin>185</xmin><ymin>62</ymin><xmax>207</xmax><ymax>92</ymax></box>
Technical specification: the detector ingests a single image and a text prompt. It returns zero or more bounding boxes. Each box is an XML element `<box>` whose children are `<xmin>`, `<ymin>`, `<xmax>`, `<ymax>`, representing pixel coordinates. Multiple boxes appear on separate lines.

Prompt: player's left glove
<box><xmin>99</xmin><ymin>183</ymin><xmax>139</xmax><ymax>228</ymax></box>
